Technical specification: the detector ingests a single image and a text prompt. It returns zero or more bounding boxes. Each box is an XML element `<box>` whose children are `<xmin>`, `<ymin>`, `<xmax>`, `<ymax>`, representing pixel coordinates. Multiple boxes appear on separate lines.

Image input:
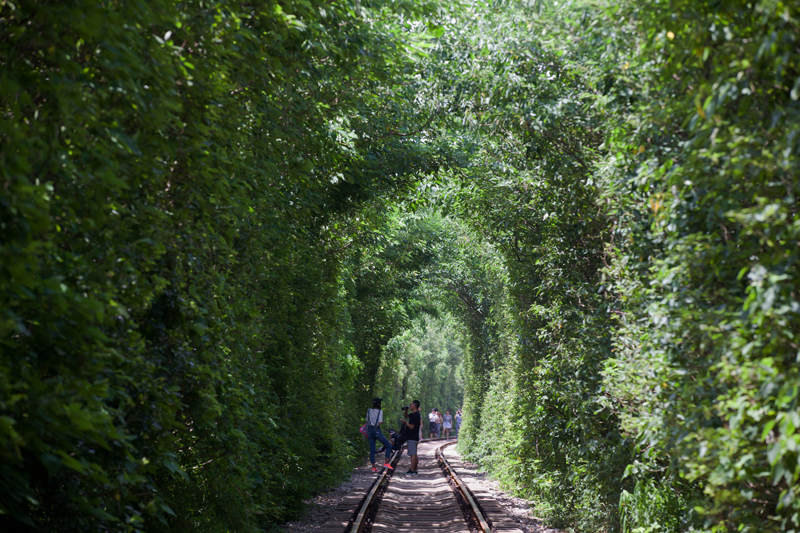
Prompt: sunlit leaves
<box><xmin>0</xmin><ymin>0</ymin><xmax>444</xmax><ymax>531</ymax></box>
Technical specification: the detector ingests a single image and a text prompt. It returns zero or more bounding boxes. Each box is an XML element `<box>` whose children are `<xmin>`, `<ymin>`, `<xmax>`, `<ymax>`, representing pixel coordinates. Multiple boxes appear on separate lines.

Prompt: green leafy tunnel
<box><xmin>1</xmin><ymin>1</ymin><xmax>799</xmax><ymax>532</ymax></box>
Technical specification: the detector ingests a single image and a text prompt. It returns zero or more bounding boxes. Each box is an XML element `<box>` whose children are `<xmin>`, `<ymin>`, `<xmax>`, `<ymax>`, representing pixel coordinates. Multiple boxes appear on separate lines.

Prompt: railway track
<box><xmin>321</xmin><ymin>438</ymin><xmax>521</xmax><ymax>533</ymax></box>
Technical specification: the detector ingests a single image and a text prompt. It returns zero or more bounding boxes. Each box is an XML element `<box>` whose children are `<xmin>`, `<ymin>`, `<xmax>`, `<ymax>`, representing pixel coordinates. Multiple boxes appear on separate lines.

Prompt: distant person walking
<box><xmin>401</xmin><ymin>400</ymin><xmax>421</xmax><ymax>475</ymax></box>
<box><xmin>366</xmin><ymin>398</ymin><xmax>393</xmax><ymax>473</ymax></box>
<box><xmin>443</xmin><ymin>410</ymin><xmax>453</xmax><ymax>439</ymax></box>
<box><xmin>455</xmin><ymin>409</ymin><xmax>462</xmax><ymax>436</ymax></box>
<box><xmin>428</xmin><ymin>409</ymin><xmax>438</xmax><ymax>439</ymax></box>
<box><xmin>435</xmin><ymin>409</ymin><xmax>443</xmax><ymax>438</ymax></box>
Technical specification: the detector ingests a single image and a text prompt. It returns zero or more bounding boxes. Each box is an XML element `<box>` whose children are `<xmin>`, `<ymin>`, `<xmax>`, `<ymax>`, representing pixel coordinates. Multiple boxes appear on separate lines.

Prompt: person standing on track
<box><xmin>428</xmin><ymin>408</ymin><xmax>437</xmax><ymax>439</ymax></box>
<box><xmin>455</xmin><ymin>409</ymin><xmax>462</xmax><ymax>436</ymax></box>
<box><xmin>401</xmin><ymin>400</ymin><xmax>421</xmax><ymax>475</ymax></box>
<box><xmin>435</xmin><ymin>409</ymin><xmax>443</xmax><ymax>438</ymax></box>
<box><xmin>366</xmin><ymin>398</ymin><xmax>394</xmax><ymax>473</ymax></box>
<box><xmin>442</xmin><ymin>409</ymin><xmax>453</xmax><ymax>439</ymax></box>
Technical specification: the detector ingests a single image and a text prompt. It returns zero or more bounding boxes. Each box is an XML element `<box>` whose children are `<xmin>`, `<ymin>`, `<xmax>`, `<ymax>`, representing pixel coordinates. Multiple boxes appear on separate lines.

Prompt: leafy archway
<box><xmin>2</xmin><ymin>1</ymin><xmax>799</xmax><ymax>533</ymax></box>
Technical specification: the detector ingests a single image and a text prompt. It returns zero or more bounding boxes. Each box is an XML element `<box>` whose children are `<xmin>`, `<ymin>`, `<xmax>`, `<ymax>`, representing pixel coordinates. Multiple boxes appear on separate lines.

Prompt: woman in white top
<box><xmin>442</xmin><ymin>410</ymin><xmax>453</xmax><ymax>439</ymax></box>
<box><xmin>366</xmin><ymin>398</ymin><xmax>393</xmax><ymax>472</ymax></box>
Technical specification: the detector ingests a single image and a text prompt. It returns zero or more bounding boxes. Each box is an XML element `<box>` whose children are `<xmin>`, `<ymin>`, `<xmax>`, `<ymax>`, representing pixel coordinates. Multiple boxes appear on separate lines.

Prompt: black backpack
<box><xmin>391</xmin><ymin>425</ymin><xmax>411</xmax><ymax>451</ymax></box>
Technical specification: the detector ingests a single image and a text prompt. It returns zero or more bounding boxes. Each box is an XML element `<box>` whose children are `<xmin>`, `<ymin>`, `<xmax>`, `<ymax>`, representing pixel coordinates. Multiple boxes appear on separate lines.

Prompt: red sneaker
<box><xmin>372</xmin><ymin>467</ymin><xmax>377</xmax><ymax>472</ymax></box>
<box><xmin>383</xmin><ymin>463</ymin><xmax>394</xmax><ymax>470</ymax></box>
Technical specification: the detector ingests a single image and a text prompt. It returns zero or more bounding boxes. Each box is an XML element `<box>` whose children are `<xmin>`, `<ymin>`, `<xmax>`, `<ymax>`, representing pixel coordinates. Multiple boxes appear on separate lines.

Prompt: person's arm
<box><xmin>403</xmin><ymin>412</ymin><xmax>416</xmax><ymax>430</ymax></box>
<box><xmin>400</xmin><ymin>409</ymin><xmax>414</xmax><ymax>429</ymax></box>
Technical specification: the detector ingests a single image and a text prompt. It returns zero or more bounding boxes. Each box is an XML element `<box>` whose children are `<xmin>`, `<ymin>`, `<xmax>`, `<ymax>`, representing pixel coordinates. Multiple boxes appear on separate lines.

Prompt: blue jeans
<box><xmin>368</xmin><ymin>426</ymin><xmax>391</xmax><ymax>464</ymax></box>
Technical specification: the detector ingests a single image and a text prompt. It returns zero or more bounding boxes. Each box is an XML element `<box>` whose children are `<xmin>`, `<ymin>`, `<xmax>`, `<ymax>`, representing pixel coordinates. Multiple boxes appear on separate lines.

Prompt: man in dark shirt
<box><xmin>400</xmin><ymin>400</ymin><xmax>421</xmax><ymax>475</ymax></box>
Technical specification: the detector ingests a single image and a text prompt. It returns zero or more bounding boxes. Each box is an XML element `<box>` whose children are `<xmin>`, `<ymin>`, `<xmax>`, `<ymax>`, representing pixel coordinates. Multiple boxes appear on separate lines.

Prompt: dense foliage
<box><xmin>3</xmin><ymin>0</ymin><xmax>799</xmax><ymax>532</ymax></box>
<box><xmin>0</xmin><ymin>0</ymin><xmax>442</xmax><ymax>531</ymax></box>
<box><xmin>419</xmin><ymin>1</ymin><xmax>800</xmax><ymax>532</ymax></box>
<box><xmin>391</xmin><ymin>3</ymin><xmax>628</xmax><ymax>529</ymax></box>
<box><xmin>379</xmin><ymin>317</ymin><xmax>466</xmax><ymax>429</ymax></box>
<box><xmin>593</xmin><ymin>1</ymin><xmax>800</xmax><ymax>530</ymax></box>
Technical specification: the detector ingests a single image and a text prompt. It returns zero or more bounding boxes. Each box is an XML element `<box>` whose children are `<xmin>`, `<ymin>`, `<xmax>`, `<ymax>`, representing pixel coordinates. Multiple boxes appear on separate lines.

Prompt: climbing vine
<box><xmin>2</xmin><ymin>1</ymin><xmax>799</xmax><ymax>532</ymax></box>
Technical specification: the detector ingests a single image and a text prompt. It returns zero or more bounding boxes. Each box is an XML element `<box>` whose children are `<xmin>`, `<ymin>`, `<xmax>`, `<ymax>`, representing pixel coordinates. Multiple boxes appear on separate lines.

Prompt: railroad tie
<box><xmin>320</xmin><ymin>438</ymin><xmax>525</xmax><ymax>533</ymax></box>
<box><xmin>372</xmin><ymin>441</ymin><xmax>469</xmax><ymax>533</ymax></box>
<box><xmin>441</xmin><ymin>445</ymin><xmax>524</xmax><ymax>533</ymax></box>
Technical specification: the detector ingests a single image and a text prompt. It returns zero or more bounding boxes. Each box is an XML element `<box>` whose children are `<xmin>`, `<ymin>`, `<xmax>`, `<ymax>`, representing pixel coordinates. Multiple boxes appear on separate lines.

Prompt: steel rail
<box><xmin>348</xmin><ymin>437</ymin><xmax>480</xmax><ymax>533</ymax></box>
<box><xmin>350</xmin><ymin>446</ymin><xmax>402</xmax><ymax>533</ymax></box>
<box><xmin>436</xmin><ymin>440</ymin><xmax>493</xmax><ymax>533</ymax></box>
